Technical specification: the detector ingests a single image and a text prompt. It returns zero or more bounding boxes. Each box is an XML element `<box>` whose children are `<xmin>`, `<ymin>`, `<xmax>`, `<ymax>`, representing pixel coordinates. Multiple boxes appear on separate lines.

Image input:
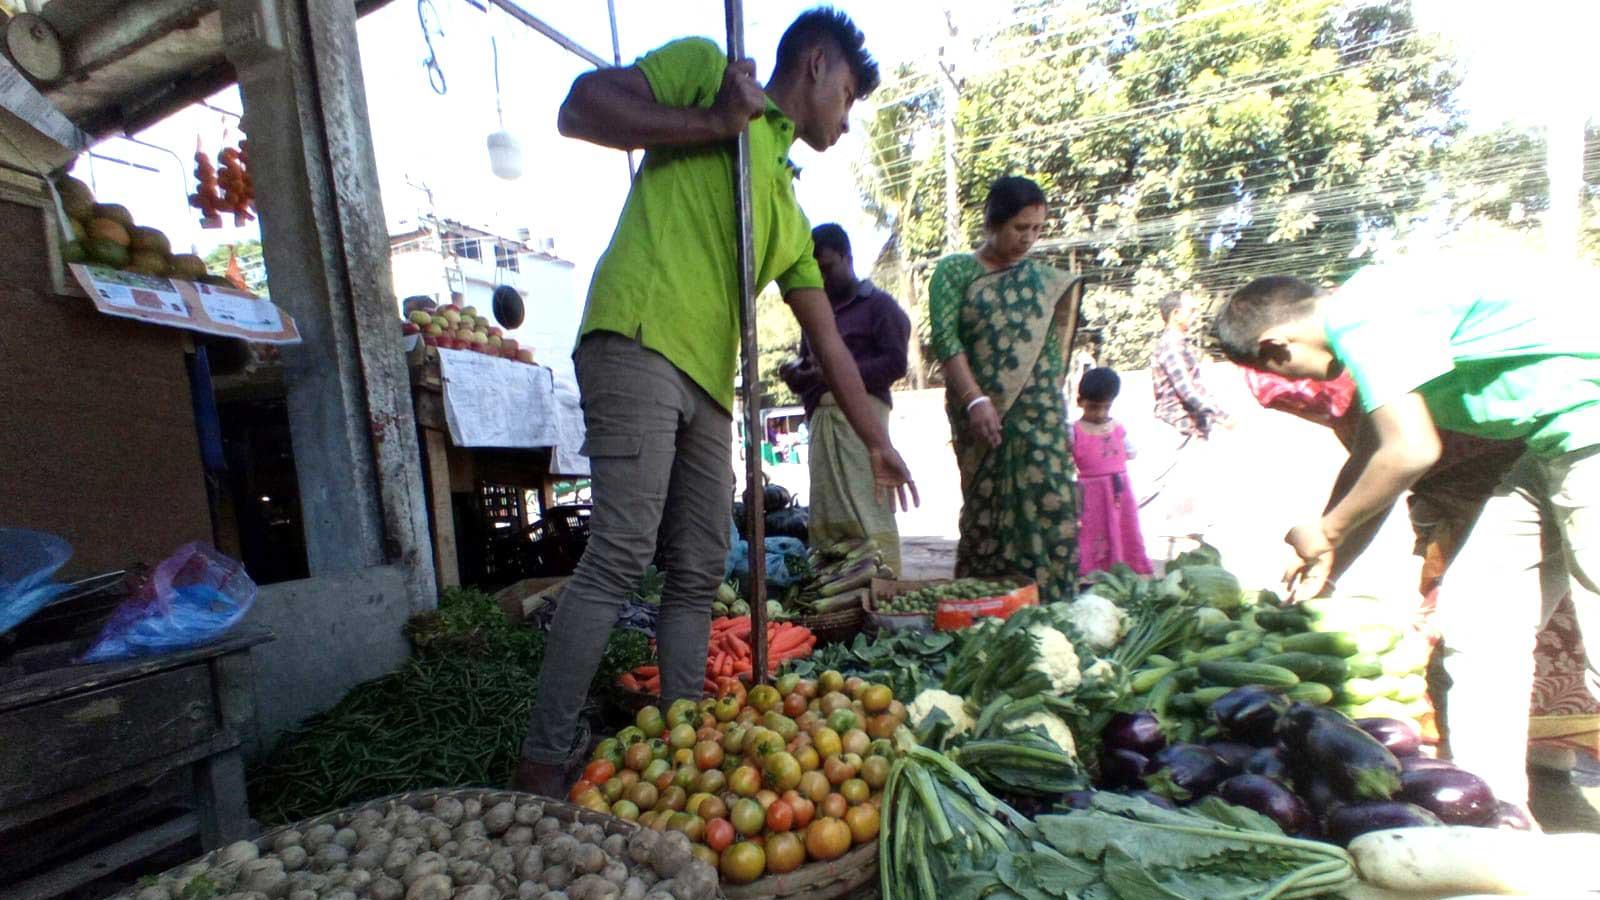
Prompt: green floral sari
<box><xmin>929</xmin><ymin>254</ymin><xmax>1085</xmax><ymax>603</ymax></box>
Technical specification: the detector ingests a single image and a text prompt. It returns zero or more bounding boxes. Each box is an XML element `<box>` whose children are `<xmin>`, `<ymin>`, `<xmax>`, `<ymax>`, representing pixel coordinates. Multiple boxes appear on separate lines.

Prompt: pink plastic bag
<box><xmin>1243</xmin><ymin>369</ymin><xmax>1357</xmax><ymax>427</ymax></box>
<box><xmin>79</xmin><ymin>543</ymin><xmax>256</xmax><ymax>663</ymax></box>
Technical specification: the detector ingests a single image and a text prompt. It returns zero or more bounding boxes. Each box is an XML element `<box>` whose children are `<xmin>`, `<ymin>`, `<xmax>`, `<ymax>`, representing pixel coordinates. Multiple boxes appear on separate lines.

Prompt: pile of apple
<box><xmin>570</xmin><ymin>670</ymin><xmax>909</xmax><ymax>885</ymax></box>
<box><xmin>403</xmin><ymin>303</ymin><xmax>535</xmax><ymax>364</ymax></box>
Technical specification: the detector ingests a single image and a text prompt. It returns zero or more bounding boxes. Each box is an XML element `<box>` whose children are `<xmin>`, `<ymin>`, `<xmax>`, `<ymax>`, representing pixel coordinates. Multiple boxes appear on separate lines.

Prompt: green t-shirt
<box><xmin>579</xmin><ymin>37</ymin><xmax>824</xmax><ymax>411</ymax></box>
<box><xmin>1323</xmin><ymin>255</ymin><xmax>1600</xmax><ymax>457</ymax></box>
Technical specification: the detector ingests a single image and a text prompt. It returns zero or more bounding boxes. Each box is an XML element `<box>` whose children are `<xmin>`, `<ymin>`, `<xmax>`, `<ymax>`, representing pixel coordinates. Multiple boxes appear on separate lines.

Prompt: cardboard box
<box><xmin>493</xmin><ymin>576</ymin><xmax>569</xmax><ymax>623</ymax></box>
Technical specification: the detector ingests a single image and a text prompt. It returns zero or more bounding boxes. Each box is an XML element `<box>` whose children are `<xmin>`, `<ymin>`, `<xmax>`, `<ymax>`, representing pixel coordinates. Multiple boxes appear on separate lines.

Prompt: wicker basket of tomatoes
<box><xmin>574</xmin><ymin>670</ymin><xmax>905</xmax><ymax>897</ymax></box>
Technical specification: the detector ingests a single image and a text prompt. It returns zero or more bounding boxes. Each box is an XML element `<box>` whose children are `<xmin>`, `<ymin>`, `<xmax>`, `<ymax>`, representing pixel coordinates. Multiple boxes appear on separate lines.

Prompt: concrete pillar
<box><xmin>220</xmin><ymin>0</ymin><xmax>435</xmax><ymax>606</ymax></box>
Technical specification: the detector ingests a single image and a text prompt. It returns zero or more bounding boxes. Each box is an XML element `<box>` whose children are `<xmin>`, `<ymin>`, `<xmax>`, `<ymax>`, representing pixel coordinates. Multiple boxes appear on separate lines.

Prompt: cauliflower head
<box><xmin>908</xmin><ymin>689</ymin><xmax>976</xmax><ymax>737</ymax></box>
<box><xmin>1066</xmin><ymin>592</ymin><xmax>1128</xmax><ymax>652</ymax></box>
<box><xmin>1081</xmin><ymin>658</ymin><xmax>1117</xmax><ymax>684</ymax></box>
<box><xmin>1028</xmin><ymin>624</ymin><xmax>1082</xmax><ymax>693</ymax></box>
<box><xmin>1005</xmin><ymin>712</ymin><xmax>1078</xmax><ymax>757</ymax></box>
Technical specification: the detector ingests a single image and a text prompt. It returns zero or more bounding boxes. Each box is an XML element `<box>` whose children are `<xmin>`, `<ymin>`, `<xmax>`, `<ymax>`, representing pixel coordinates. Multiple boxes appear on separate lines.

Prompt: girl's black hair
<box><xmin>1078</xmin><ymin>366</ymin><xmax>1121</xmax><ymax>403</ymax></box>
<box><xmin>984</xmin><ymin>175</ymin><xmax>1047</xmax><ymax>229</ymax></box>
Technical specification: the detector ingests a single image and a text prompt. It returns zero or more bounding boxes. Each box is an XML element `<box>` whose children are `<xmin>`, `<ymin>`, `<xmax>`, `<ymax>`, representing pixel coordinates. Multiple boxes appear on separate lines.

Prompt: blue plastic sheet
<box><xmin>0</xmin><ymin>529</ymin><xmax>73</xmax><ymax>637</ymax></box>
<box><xmin>79</xmin><ymin>543</ymin><xmax>257</xmax><ymax>664</ymax></box>
<box><xmin>732</xmin><ymin>536</ymin><xmax>809</xmax><ymax>588</ymax></box>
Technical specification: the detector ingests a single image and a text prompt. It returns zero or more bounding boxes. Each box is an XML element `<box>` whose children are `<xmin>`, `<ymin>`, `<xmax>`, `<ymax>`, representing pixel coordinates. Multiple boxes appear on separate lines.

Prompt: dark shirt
<box><xmin>783</xmin><ymin>278</ymin><xmax>912</xmax><ymax>418</ymax></box>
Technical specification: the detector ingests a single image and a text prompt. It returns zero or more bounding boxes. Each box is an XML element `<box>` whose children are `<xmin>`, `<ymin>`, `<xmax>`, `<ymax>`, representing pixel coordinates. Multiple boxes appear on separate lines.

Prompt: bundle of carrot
<box><xmin>617</xmin><ymin>616</ymin><xmax>816</xmax><ymax>696</ymax></box>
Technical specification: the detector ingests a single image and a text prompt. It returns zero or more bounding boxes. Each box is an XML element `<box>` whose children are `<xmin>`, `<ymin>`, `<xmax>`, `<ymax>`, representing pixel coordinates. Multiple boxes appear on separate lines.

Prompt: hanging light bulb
<box><xmin>486</xmin><ymin>35</ymin><xmax>522</xmax><ymax>180</ymax></box>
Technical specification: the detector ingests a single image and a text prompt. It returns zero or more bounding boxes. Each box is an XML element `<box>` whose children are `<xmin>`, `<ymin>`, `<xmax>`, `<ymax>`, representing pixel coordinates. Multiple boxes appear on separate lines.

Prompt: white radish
<box><xmin>1349</xmin><ymin>826</ymin><xmax>1600</xmax><ymax>895</ymax></box>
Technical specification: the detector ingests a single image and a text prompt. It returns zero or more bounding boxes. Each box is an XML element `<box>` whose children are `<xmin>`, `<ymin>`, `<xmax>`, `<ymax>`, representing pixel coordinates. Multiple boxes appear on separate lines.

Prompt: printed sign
<box><xmin>72</xmin><ymin>264</ymin><xmax>302</xmax><ymax>344</ymax></box>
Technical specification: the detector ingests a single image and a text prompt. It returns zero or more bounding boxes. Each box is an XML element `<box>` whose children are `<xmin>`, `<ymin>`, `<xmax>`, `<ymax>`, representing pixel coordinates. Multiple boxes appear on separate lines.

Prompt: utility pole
<box><xmin>939</xmin><ymin>9</ymin><xmax>961</xmax><ymax>252</ymax></box>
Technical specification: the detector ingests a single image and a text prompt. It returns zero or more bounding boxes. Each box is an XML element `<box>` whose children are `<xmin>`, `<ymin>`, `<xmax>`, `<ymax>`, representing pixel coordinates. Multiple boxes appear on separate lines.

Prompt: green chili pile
<box><xmin>247</xmin><ymin>588</ymin><xmax>652</xmax><ymax>824</ymax></box>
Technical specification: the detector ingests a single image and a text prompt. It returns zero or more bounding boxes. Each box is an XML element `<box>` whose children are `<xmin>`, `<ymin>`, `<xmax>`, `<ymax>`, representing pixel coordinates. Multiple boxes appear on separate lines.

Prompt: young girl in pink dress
<box><xmin>1073</xmin><ymin>367</ymin><xmax>1154</xmax><ymax>577</ymax></box>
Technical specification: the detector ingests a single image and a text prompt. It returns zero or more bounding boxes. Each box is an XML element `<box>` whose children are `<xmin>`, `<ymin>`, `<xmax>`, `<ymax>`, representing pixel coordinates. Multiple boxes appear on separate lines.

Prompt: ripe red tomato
<box><xmin>705</xmin><ymin>817</ymin><xmax>735</xmax><ymax>852</ymax></box>
<box><xmin>567</xmin><ymin>779</ymin><xmax>594</xmax><ymax>802</ymax></box>
<box><xmin>765</xmin><ymin>799</ymin><xmax>795</xmax><ymax>833</ymax></box>
<box><xmin>582</xmin><ymin>760</ymin><xmax>616</xmax><ymax>785</ymax></box>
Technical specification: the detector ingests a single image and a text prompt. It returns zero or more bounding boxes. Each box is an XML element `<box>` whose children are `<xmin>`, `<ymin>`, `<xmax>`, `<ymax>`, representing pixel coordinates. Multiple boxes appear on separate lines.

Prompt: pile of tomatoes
<box><xmin>568</xmin><ymin>670</ymin><xmax>910</xmax><ymax>884</ymax></box>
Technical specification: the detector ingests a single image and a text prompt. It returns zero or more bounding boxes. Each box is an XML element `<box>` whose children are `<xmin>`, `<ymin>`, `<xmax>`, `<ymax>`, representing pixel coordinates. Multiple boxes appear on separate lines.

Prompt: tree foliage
<box><xmin>861</xmin><ymin>0</ymin><xmax>1476</xmax><ymax>368</ymax></box>
<box><xmin>204</xmin><ymin>239</ymin><xmax>269</xmax><ymax>295</ymax></box>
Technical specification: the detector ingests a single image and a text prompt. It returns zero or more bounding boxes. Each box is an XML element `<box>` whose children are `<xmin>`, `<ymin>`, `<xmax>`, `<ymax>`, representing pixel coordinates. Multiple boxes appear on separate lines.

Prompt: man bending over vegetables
<box><xmin>514</xmin><ymin>9</ymin><xmax>917</xmax><ymax>798</ymax></box>
<box><xmin>1213</xmin><ymin>251</ymin><xmax>1600</xmax><ymax>824</ymax></box>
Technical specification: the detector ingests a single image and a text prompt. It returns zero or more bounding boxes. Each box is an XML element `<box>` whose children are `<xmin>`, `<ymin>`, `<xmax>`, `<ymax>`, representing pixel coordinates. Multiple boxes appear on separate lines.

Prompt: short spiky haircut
<box><xmin>1158</xmin><ymin>292</ymin><xmax>1187</xmax><ymax>322</ymax></box>
<box><xmin>774</xmin><ymin>7</ymin><xmax>881</xmax><ymax>100</ymax></box>
<box><xmin>1214</xmin><ymin>276</ymin><xmax>1323</xmax><ymax>363</ymax></box>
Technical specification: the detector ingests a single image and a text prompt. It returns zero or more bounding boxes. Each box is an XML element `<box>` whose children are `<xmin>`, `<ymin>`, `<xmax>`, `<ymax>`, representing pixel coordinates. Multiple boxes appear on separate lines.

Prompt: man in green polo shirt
<box><xmin>515</xmin><ymin>9</ymin><xmax>917</xmax><ymax>797</ymax></box>
<box><xmin>1213</xmin><ymin>252</ymin><xmax>1600</xmax><ymax>823</ymax></box>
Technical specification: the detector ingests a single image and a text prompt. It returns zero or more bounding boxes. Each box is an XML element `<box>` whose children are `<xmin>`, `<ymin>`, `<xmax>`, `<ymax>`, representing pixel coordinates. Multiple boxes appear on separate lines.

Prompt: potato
<box><xmin>624</xmin><ymin>831</ymin><xmax>657</xmax><ymax>866</ymax></box>
<box><xmin>338</xmin><ymin>870</ymin><xmax>371</xmax><ymax>892</ymax></box>
<box><xmin>321</xmin><ymin>891</ymin><xmax>357</xmax><ymax>900</ymax></box>
<box><xmin>333</xmin><ymin>829</ymin><xmax>359</xmax><ymax>851</ymax></box>
<box><xmin>451</xmin><ymin>821</ymin><xmax>487</xmax><ymax>844</ymax></box>
<box><xmin>541</xmin><ymin>834</ymin><xmax>580</xmax><ymax>866</ymax></box>
<box><xmin>304</xmin><ymin>824</ymin><xmax>338</xmax><ymax>851</ymax></box>
<box><xmin>360</xmin><ymin>827</ymin><xmax>394</xmax><ymax>851</ymax></box>
<box><xmin>426</xmin><ymin>822</ymin><xmax>453</xmax><ymax>849</ymax></box>
<box><xmin>600</xmin><ymin>862</ymin><xmax>628</xmax><ymax>886</ymax></box>
<box><xmin>404</xmin><ymin>852</ymin><xmax>448</xmax><ymax>886</ymax></box>
<box><xmin>533</xmin><ymin>818</ymin><xmax>562</xmax><ymax>840</ymax></box>
<box><xmin>383</xmin><ymin>851</ymin><xmax>414</xmax><ymax>879</ymax></box>
<box><xmin>279</xmin><ymin>846</ymin><xmax>310</xmax><ymax>872</ymax></box>
<box><xmin>514</xmin><ymin>803</ymin><xmax>544</xmax><ymax>825</ymax></box>
<box><xmin>537</xmin><ymin>893</ymin><xmax>569</xmax><ymax>900</ymax></box>
<box><xmin>571</xmin><ymin>844</ymin><xmax>606</xmax><ymax>876</ymax></box>
<box><xmin>136</xmin><ymin>886</ymin><xmax>172</xmax><ymax>900</ymax></box>
<box><xmin>243</xmin><ymin>870</ymin><xmax>289</xmax><ymax>899</ymax></box>
<box><xmin>404</xmin><ymin>874</ymin><xmax>453</xmax><ymax>900</ymax></box>
<box><xmin>504</xmin><ymin>825</ymin><xmax>535</xmax><ymax>847</ymax></box>
<box><xmin>494</xmin><ymin>876</ymin><xmax>518</xmax><ymax>896</ymax></box>
<box><xmin>451</xmin><ymin>886</ymin><xmax>496</xmax><ymax>900</ymax></box>
<box><xmin>569</xmin><ymin>823</ymin><xmax>604</xmax><ymax>845</ymax></box>
<box><xmin>649</xmin><ymin>832</ymin><xmax>693</xmax><ymax>879</ymax></box>
<box><xmin>312</xmin><ymin>845</ymin><xmax>349</xmax><ymax>871</ymax></box>
<box><xmin>397</xmin><ymin>808</ymin><xmax>423</xmax><ymax>827</ymax></box>
<box><xmin>461</xmin><ymin>799</ymin><xmax>482</xmax><ymax>820</ymax></box>
<box><xmin>620</xmin><ymin>877</ymin><xmax>646</xmax><ymax>900</ymax></box>
<box><xmin>398</xmin><ymin>824</ymin><xmax>426</xmax><ymax>841</ymax></box>
<box><xmin>350</xmin><ymin>845</ymin><xmax>387</xmax><ymax>872</ymax></box>
<box><xmin>482</xmin><ymin>802</ymin><xmax>516</xmax><ymax>835</ymax></box>
<box><xmin>221</xmin><ymin>841</ymin><xmax>262</xmax><ymax>866</ymax></box>
<box><xmin>567</xmin><ymin>874</ymin><xmax>620</xmax><ymax>900</ymax></box>
<box><xmin>601</xmin><ymin>834</ymin><xmax>626</xmax><ymax>859</ymax></box>
<box><xmin>543</xmin><ymin>864</ymin><xmax>573</xmax><ymax>891</ymax></box>
<box><xmin>517</xmin><ymin>882</ymin><xmax>545</xmax><ymax>900</ymax></box>
<box><xmin>517</xmin><ymin>847</ymin><xmax>545</xmax><ymax>882</ymax></box>
<box><xmin>370</xmin><ymin>877</ymin><xmax>405</xmax><ymax>900</ymax></box>
<box><xmin>354</xmin><ymin>809</ymin><xmax>384</xmax><ymax>826</ymax></box>
<box><xmin>290</xmin><ymin>890</ymin><xmax>317</xmax><ymax>900</ymax></box>
<box><xmin>271</xmin><ymin>831</ymin><xmax>304</xmax><ymax>853</ymax></box>
<box><xmin>487</xmin><ymin>848</ymin><xmax>516</xmax><ymax>876</ymax></box>
<box><xmin>671</xmin><ymin>861</ymin><xmax>717</xmax><ymax>900</ymax></box>
<box><xmin>447</xmin><ymin>860</ymin><xmax>481</xmax><ymax>882</ymax></box>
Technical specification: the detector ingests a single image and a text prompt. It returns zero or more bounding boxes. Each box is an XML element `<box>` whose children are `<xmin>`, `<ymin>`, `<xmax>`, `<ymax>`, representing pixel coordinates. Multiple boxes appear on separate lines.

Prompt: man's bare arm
<box><xmin>557</xmin><ymin>61</ymin><xmax>765</xmax><ymax>151</ymax></box>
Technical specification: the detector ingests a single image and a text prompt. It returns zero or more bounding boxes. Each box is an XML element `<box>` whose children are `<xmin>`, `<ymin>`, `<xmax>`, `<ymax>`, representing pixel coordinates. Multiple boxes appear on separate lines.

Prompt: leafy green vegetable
<box><xmin>1035</xmin><ymin>794</ymin><xmax>1357</xmax><ymax>900</ymax></box>
<box><xmin>783</xmin><ymin>628</ymin><xmax>961</xmax><ymax>699</ymax></box>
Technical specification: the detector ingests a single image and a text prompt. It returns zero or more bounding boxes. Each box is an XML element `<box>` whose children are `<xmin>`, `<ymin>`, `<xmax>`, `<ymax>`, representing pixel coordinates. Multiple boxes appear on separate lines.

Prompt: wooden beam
<box><xmin>0</xmin><ymin>53</ymin><xmax>87</xmax><ymax>161</ymax></box>
<box><xmin>3</xmin><ymin>813</ymin><xmax>198</xmax><ymax>900</ymax></box>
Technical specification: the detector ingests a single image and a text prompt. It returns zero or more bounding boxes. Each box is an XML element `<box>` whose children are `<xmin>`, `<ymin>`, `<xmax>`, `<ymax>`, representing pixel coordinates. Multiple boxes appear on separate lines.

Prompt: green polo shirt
<box><xmin>1324</xmin><ymin>255</ymin><xmax>1600</xmax><ymax>458</ymax></box>
<box><xmin>579</xmin><ymin>37</ymin><xmax>824</xmax><ymax>411</ymax></box>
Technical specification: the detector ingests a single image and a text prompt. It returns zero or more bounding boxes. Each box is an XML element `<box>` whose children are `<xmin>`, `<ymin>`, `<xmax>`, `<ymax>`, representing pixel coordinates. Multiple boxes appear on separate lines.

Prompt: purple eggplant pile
<box><xmin>1093</xmin><ymin>689</ymin><xmax>1500</xmax><ymax>845</ymax></box>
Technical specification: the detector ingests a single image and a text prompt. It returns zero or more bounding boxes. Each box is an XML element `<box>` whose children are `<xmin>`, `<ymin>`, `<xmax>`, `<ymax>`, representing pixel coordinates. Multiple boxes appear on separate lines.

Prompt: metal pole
<box><xmin>606</xmin><ymin>0</ymin><xmax>636</xmax><ymax>179</ymax></box>
<box><xmin>725</xmin><ymin>0</ymin><xmax>767</xmax><ymax>686</ymax></box>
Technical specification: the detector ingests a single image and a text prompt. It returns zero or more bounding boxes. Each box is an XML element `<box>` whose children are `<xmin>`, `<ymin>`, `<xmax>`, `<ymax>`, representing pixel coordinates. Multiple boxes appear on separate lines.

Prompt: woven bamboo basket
<box><xmin>791</xmin><ymin>598</ymin><xmax>867</xmax><ymax>645</ymax></box>
<box><xmin>151</xmin><ymin>788</ymin><xmax>637</xmax><ymax>879</ymax></box>
<box><xmin>720</xmin><ymin>840</ymin><xmax>879</xmax><ymax>900</ymax></box>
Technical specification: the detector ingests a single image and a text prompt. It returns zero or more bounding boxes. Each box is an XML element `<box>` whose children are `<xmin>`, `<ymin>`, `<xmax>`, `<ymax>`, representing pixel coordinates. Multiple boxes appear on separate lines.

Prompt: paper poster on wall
<box><xmin>437</xmin><ymin>347</ymin><xmax>560</xmax><ymax>449</ymax></box>
<box><xmin>71</xmin><ymin>264</ymin><xmax>302</xmax><ymax>344</ymax></box>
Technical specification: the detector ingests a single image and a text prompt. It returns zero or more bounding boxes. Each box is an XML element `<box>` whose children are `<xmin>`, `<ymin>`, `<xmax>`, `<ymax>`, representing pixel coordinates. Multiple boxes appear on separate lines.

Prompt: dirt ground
<box><xmin>763</xmin><ymin>363</ymin><xmax>1600</xmax><ymax>833</ymax></box>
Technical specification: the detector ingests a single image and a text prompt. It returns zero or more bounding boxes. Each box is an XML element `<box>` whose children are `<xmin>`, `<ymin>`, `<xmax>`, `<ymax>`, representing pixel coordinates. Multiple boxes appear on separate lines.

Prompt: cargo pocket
<box><xmin>581</xmin><ymin>431</ymin><xmax>642</xmax><ymax>459</ymax></box>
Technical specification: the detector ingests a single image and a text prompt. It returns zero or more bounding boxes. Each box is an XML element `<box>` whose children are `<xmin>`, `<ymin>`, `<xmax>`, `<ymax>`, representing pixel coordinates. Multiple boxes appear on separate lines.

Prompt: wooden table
<box><xmin>408</xmin><ymin>344</ymin><xmax>562</xmax><ymax>591</ymax></box>
<box><xmin>0</xmin><ymin>626</ymin><xmax>273</xmax><ymax>899</ymax></box>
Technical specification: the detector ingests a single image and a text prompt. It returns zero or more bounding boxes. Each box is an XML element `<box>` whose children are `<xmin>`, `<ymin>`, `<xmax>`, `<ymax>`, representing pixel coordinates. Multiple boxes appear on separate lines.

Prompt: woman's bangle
<box><xmin>965</xmin><ymin>395</ymin><xmax>992</xmax><ymax>414</ymax></box>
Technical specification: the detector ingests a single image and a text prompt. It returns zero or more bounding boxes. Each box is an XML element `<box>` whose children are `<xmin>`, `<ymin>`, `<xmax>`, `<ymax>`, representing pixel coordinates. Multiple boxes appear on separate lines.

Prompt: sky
<box><xmin>71</xmin><ymin>0</ymin><xmax>1598</xmax><ymax>306</ymax></box>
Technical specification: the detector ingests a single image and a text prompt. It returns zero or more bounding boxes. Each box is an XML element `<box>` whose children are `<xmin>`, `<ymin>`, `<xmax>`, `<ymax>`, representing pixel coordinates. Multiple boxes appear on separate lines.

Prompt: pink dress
<box><xmin>1073</xmin><ymin>420</ymin><xmax>1154</xmax><ymax>577</ymax></box>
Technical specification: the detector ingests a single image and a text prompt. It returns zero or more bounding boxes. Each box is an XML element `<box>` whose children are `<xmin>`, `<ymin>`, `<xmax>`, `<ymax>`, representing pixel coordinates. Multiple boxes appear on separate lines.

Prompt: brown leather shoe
<box><xmin>513</xmin><ymin>758</ymin><xmax>567</xmax><ymax>798</ymax></box>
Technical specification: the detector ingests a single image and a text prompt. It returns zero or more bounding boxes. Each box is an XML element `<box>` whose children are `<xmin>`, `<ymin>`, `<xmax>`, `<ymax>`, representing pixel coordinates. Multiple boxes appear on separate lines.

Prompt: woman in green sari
<box><xmin>929</xmin><ymin>176</ymin><xmax>1086</xmax><ymax>603</ymax></box>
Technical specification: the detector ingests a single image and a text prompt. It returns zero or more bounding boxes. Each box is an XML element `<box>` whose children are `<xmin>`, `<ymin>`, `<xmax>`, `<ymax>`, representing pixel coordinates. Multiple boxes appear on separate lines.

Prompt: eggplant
<box><xmin>1144</xmin><ymin>743</ymin><xmax>1228</xmax><ymax>803</ymax></box>
<box><xmin>1124</xmin><ymin>790</ymin><xmax>1177</xmax><ymax>810</ymax></box>
<box><xmin>1399</xmin><ymin>766</ymin><xmax>1496</xmax><ymax>825</ymax></box>
<box><xmin>1355</xmin><ymin>717</ymin><xmax>1421</xmax><ymax>758</ymax></box>
<box><xmin>1098</xmin><ymin>748</ymin><xmax>1151</xmax><ymax>789</ymax></box>
<box><xmin>1324</xmin><ymin>801</ymin><xmax>1442</xmax><ymax>846</ymax></box>
<box><xmin>1279</xmin><ymin>708</ymin><xmax>1402</xmax><ymax>802</ymax></box>
<box><xmin>1207</xmin><ymin>741</ymin><xmax>1258</xmax><ymax>775</ymax></box>
<box><xmin>1399</xmin><ymin>755</ymin><xmax>1457</xmax><ymax>773</ymax></box>
<box><xmin>1102</xmin><ymin>711</ymin><xmax>1167</xmax><ymax>756</ymax></box>
<box><xmin>1492</xmin><ymin>800</ymin><xmax>1535</xmax><ymax>831</ymax></box>
<box><xmin>1216</xmin><ymin>774</ymin><xmax>1314</xmax><ymax>835</ymax></box>
<box><xmin>1060</xmin><ymin>790</ymin><xmax>1098</xmax><ymax>810</ymax></box>
<box><xmin>1298</xmin><ymin>772</ymin><xmax>1343</xmax><ymax>821</ymax></box>
<box><xmin>1243</xmin><ymin>745</ymin><xmax>1291</xmax><ymax>782</ymax></box>
<box><xmin>1209</xmin><ymin>686</ymin><xmax>1291</xmax><ymax>745</ymax></box>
